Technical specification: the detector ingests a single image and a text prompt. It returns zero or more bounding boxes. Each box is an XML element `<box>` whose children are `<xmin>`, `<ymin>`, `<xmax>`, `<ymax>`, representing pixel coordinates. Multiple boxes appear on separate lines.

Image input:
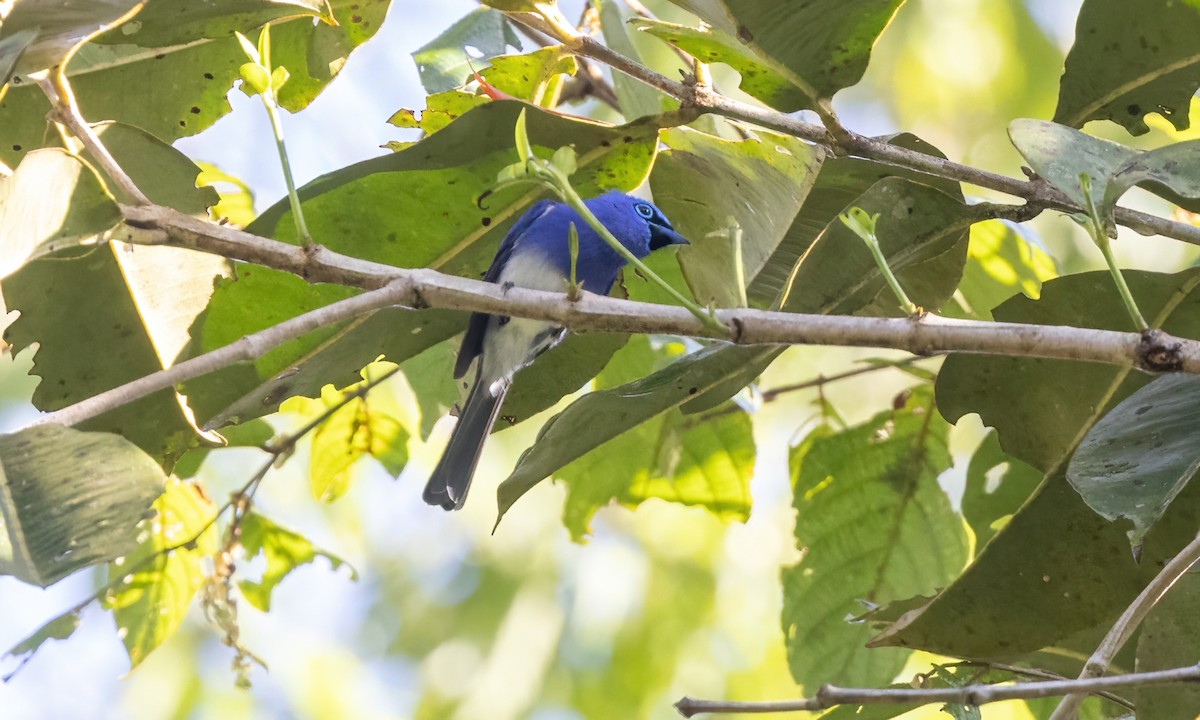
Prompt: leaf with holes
<box><xmin>411</xmin><ymin>6</ymin><xmax>521</xmax><ymax>94</ymax></box>
<box><xmin>0</xmin><ymin>0</ymin><xmax>388</xmax><ymax>167</ymax></box>
<box><xmin>661</xmin><ymin>0</ymin><xmax>905</xmax><ymax>108</ymax></box>
<box><xmin>1054</xmin><ymin>0</ymin><xmax>1200</xmax><ymax>135</ymax></box>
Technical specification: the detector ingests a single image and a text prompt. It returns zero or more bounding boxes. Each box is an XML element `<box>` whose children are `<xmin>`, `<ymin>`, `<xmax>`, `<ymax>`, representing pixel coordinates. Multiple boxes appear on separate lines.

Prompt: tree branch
<box><xmin>674</xmin><ymin>663</ymin><xmax>1200</xmax><ymax>717</ymax></box>
<box><xmin>507</xmin><ymin>15</ymin><xmax>1200</xmax><ymax>248</ymax></box>
<box><xmin>1048</xmin><ymin>529</ymin><xmax>1200</xmax><ymax>720</ymax></box>
<box><xmin>31</xmin><ymin>247</ymin><xmax>1200</xmax><ymax>429</ymax></box>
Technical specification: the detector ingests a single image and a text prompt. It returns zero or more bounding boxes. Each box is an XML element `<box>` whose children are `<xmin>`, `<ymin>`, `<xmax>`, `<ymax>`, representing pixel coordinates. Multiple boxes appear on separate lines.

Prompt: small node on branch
<box><xmin>1137</xmin><ymin>328</ymin><xmax>1184</xmax><ymax>372</ymax></box>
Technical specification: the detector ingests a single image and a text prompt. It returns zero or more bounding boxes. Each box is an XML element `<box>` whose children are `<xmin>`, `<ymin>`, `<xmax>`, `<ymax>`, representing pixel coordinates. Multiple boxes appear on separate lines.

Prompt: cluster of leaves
<box><xmin>1</xmin><ymin>0</ymin><xmax>1200</xmax><ymax>718</ymax></box>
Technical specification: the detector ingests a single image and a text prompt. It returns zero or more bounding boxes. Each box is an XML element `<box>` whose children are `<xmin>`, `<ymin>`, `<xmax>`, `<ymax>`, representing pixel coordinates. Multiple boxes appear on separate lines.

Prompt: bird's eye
<box><xmin>634</xmin><ymin>203</ymin><xmax>655</xmax><ymax>219</ymax></box>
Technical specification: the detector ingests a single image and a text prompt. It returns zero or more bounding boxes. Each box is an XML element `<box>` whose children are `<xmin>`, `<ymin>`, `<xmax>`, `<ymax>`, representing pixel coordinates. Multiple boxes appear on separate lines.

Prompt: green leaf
<box><xmin>1067</xmin><ymin>374</ymin><xmax>1200</xmax><ymax>550</ymax></box>
<box><xmin>548</xmin><ymin>338</ymin><xmax>754</xmax><ymax>539</ymax></box>
<box><xmin>1</xmin><ymin>608</ymin><xmax>82</xmax><ymax>681</ymax></box>
<box><xmin>748</xmin><ymin>133</ymin><xmax>960</xmax><ymax>305</ymax></box>
<box><xmin>663</xmin><ymin>0</ymin><xmax>905</xmax><ymax>107</ymax></box>
<box><xmin>412</xmin><ymin>7</ymin><xmax>521</xmax><ymax>94</ymax></box>
<box><xmin>0</xmin><ymin>29</ymin><xmax>38</xmax><ymax>85</ymax></box>
<box><xmin>105</xmin><ymin>479</ymin><xmax>217</xmax><ymax>668</ymax></box>
<box><xmin>961</xmin><ymin>430</ymin><xmax>1041</xmax><ymax>553</ymax></box>
<box><xmin>239</xmin><ymin>61</ymin><xmax>271</xmax><ymax>95</ymax></box>
<box><xmin>1134</xmin><ymin>573</ymin><xmax>1200</xmax><ymax>719</ymax></box>
<box><xmin>499</xmin><ymin>333</ymin><xmax>632</xmax><ymax>427</ymax></box>
<box><xmin>783</xmin><ymin>387</ymin><xmax>968</xmax><ymax>689</ymax></box>
<box><xmin>1101</xmin><ymin>140</ymin><xmax>1200</xmax><ymax>219</ymax></box>
<box><xmin>390</xmin><ymin>47</ymin><xmax>578</xmax><ymax>134</ymax></box>
<box><xmin>0</xmin><ymin>0</ymin><xmax>386</xmax><ymax>167</ymax></box>
<box><xmin>2</xmin><ymin>124</ymin><xmax>226</xmax><ymax>462</ymax></box>
<box><xmin>778</xmin><ymin>178</ymin><xmax>975</xmax><ymax>316</ymax></box>
<box><xmin>496</xmin><ymin>340</ymin><xmax>764</xmax><ymax>522</ymax></box>
<box><xmin>632</xmin><ymin>18</ymin><xmax>809</xmax><ymax>111</ymax></box>
<box><xmin>0</xmin><ymin>0</ymin><xmax>141</xmax><ymax>77</ymax></box>
<box><xmin>951</xmin><ymin>221</ymin><xmax>1057</xmax><ymax>320</ymax></box>
<box><xmin>238</xmin><ymin>512</ymin><xmax>355</xmax><ymax>612</ymax></box>
<box><xmin>650</xmin><ymin>126</ymin><xmax>825</xmax><ymax>307</ymax></box>
<box><xmin>397</xmin><ymin>340</ymin><xmax>463</xmax><ymax>440</ymax></box>
<box><xmin>1054</xmin><ymin>0</ymin><xmax>1200</xmax><ymax>135</ymax></box>
<box><xmin>309</xmin><ymin>390</ymin><xmax>409</xmax><ymax>503</ymax></box>
<box><xmin>596</xmin><ymin>0</ymin><xmax>670</xmax><ymax>119</ymax></box>
<box><xmin>188</xmin><ymin>101</ymin><xmax>663</xmax><ymax>428</ymax></box>
<box><xmin>1008</xmin><ymin>118</ymin><xmax>1136</xmax><ymax>211</ymax></box>
<box><xmin>0</xmin><ymin>148</ymin><xmax>121</xmax><ymax>280</ymax></box>
<box><xmin>196</xmin><ymin>162</ymin><xmax>256</xmax><ymax>227</ymax></box>
<box><xmin>108</xmin><ymin>0</ymin><xmax>335</xmax><ymax>48</ymax></box>
<box><xmin>0</xmin><ymin>425</ymin><xmax>164</xmax><ymax>588</ymax></box>
<box><xmin>873</xmin><ymin>268</ymin><xmax>1200</xmax><ymax>658</ymax></box>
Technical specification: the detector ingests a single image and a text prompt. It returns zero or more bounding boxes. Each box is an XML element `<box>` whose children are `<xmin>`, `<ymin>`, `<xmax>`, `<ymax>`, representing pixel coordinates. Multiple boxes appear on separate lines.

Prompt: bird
<box><xmin>422</xmin><ymin>190</ymin><xmax>689</xmax><ymax>510</ymax></box>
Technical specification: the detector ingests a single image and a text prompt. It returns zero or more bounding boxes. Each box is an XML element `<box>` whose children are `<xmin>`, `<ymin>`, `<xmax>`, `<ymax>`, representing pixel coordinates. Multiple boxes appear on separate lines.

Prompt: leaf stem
<box><xmin>1078</xmin><ymin>173</ymin><xmax>1147</xmax><ymax>331</ymax></box>
<box><xmin>839</xmin><ymin>207</ymin><xmax>918</xmax><ymax>315</ymax></box>
<box><xmin>261</xmin><ymin>98</ymin><xmax>312</xmax><ymax>246</ymax></box>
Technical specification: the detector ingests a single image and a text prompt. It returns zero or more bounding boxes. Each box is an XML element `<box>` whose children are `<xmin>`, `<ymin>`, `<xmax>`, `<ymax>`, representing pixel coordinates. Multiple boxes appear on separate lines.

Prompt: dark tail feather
<box><xmin>423</xmin><ymin>377</ymin><xmax>508</xmax><ymax>511</ymax></box>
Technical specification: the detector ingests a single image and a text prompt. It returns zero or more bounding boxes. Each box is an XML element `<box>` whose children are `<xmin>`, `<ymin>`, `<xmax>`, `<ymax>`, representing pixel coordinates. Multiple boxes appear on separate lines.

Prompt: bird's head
<box><xmin>587</xmin><ymin>191</ymin><xmax>689</xmax><ymax>258</ymax></box>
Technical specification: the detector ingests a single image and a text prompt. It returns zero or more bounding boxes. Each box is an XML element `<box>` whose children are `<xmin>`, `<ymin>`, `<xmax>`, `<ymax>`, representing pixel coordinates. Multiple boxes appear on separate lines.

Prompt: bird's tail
<box><xmin>423</xmin><ymin>376</ymin><xmax>508</xmax><ymax>511</ymax></box>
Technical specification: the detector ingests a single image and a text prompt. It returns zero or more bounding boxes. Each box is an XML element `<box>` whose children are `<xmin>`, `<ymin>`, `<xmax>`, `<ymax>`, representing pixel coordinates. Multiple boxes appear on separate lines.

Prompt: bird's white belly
<box><xmin>480</xmin><ymin>252</ymin><xmax>565</xmax><ymax>389</ymax></box>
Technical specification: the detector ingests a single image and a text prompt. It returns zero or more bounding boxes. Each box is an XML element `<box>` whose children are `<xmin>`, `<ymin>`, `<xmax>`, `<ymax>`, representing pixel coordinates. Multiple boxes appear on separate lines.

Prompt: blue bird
<box><xmin>423</xmin><ymin>191</ymin><xmax>689</xmax><ymax>510</ymax></box>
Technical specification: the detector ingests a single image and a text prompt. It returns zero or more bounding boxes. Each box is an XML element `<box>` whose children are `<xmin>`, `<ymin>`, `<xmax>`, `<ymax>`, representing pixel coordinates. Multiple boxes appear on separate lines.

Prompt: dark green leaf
<box><xmin>0</xmin><ymin>149</ymin><xmax>120</xmax><ymax>279</ymax></box>
<box><xmin>0</xmin><ymin>0</ymin><xmax>141</xmax><ymax>77</ymax></box>
<box><xmin>748</xmin><ymin>134</ymin><xmax>960</xmax><ymax>305</ymax></box>
<box><xmin>496</xmin><ymin>341</ymin><xmax>766</xmax><ymax>522</ymax></box>
<box><xmin>784</xmin><ymin>387</ymin><xmax>968</xmax><ymax>688</ymax></box>
<box><xmin>962</xmin><ymin>430</ymin><xmax>1041</xmax><ymax>553</ymax></box>
<box><xmin>873</xmin><ymin>269</ymin><xmax>1200</xmax><ymax>657</ymax></box>
<box><xmin>0</xmin><ymin>425</ymin><xmax>164</xmax><ymax>588</ymax></box>
<box><xmin>412</xmin><ymin>7</ymin><xmax>521</xmax><ymax>94</ymax></box>
<box><xmin>105</xmin><ymin>479</ymin><xmax>217</xmax><ymax>668</ymax></box>
<box><xmin>651</xmin><ymin>126</ymin><xmax>825</xmax><ymax>307</ymax></box>
<box><xmin>1054</xmin><ymin>0</ymin><xmax>1200</xmax><ymax>135</ymax></box>
<box><xmin>779</xmin><ymin>178</ymin><xmax>975</xmax><ymax>316</ymax></box>
<box><xmin>1101</xmin><ymin>140</ymin><xmax>1200</xmax><ymax>219</ymax></box>
<box><xmin>663</xmin><ymin>0</ymin><xmax>905</xmax><ymax>107</ymax></box>
<box><xmin>113</xmin><ymin>0</ymin><xmax>335</xmax><ymax>48</ymax></box>
<box><xmin>631</xmin><ymin>18</ymin><xmax>809</xmax><ymax>111</ymax></box>
<box><xmin>551</xmin><ymin>340</ymin><xmax>754</xmax><ymax>538</ymax></box>
<box><xmin>1008</xmin><ymin>118</ymin><xmax>1135</xmax><ymax>211</ymax></box>
<box><xmin>238</xmin><ymin>512</ymin><xmax>355</xmax><ymax>612</ymax></box>
<box><xmin>1134</xmin><ymin>572</ymin><xmax>1200</xmax><ymax>719</ymax></box>
<box><xmin>1068</xmin><ymin>374</ymin><xmax>1200</xmax><ymax>549</ymax></box>
<box><xmin>2</xmin><ymin>124</ymin><xmax>227</xmax><ymax>461</ymax></box>
<box><xmin>0</xmin><ymin>0</ymin><xmax>387</xmax><ymax>167</ymax></box>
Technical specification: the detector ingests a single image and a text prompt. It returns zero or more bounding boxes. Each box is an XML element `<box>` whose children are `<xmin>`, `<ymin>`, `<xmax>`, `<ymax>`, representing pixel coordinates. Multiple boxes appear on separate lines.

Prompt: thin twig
<box><xmin>32</xmin><ymin>279</ymin><xmax>413</xmax><ymax>428</ymax></box>
<box><xmin>37</xmin><ymin>75</ymin><xmax>150</xmax><ymax>205</ymax></box>
<box><xmin>759</xmin><ymin>357</ymin><xmax>930</xmax><ymax>402</ymax></box>
<box><xmin>673</xmin><ymin>663</ymin><xmax>1200</xmax><ymax>717</ymax></box>
<box><xmin>1048</xmin><ymin>530</ymin><xmax>1200</xmax><ymax>720</ymax></box>
<box><xmin>506</xmin><ymin>14</ymin><xmax>1200</xmax><ymax>248</ymax></box>
<box><xmin>950</xmin><ymin>661</ymin><xmax>1133</xmax><ymax>711</ymax></box>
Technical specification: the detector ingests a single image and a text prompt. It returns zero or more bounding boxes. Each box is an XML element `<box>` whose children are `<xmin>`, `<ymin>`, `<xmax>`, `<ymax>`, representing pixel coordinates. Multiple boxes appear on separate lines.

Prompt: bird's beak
<box><xmin>649</xmin><ymin>222</ymin><xmax>690</xmax><ymax>251</ymax></box>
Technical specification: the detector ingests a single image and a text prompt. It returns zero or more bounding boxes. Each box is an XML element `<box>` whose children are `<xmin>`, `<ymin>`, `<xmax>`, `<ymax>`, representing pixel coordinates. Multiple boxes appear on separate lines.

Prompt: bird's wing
<box><xmin>454</xmin><ymin>199</ymin><xmax>557</xmax><ymax>379</ymax></box>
